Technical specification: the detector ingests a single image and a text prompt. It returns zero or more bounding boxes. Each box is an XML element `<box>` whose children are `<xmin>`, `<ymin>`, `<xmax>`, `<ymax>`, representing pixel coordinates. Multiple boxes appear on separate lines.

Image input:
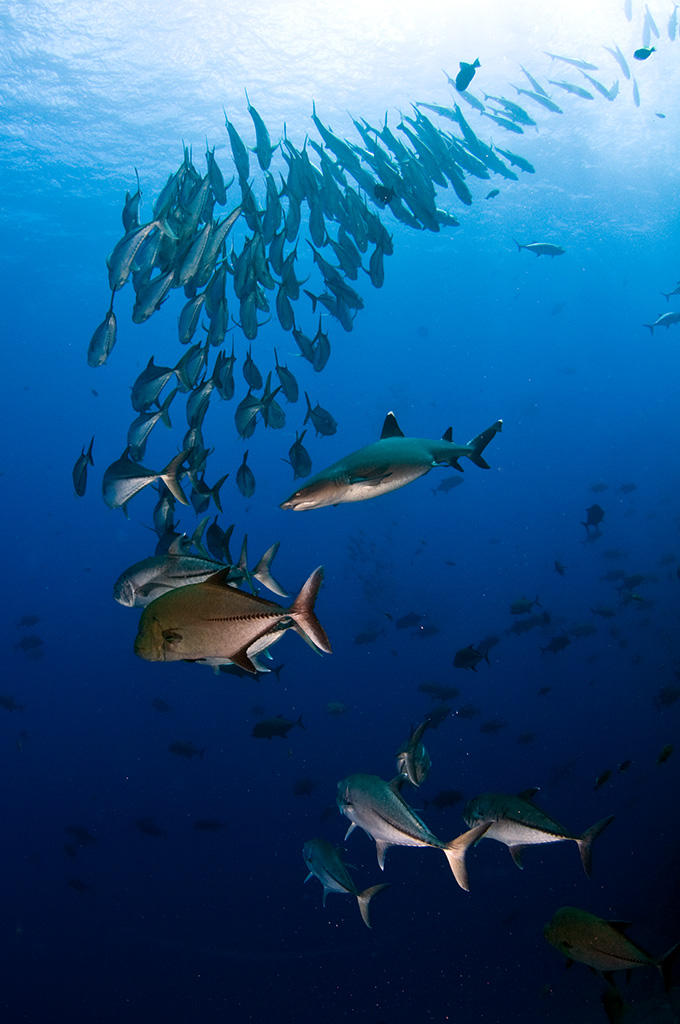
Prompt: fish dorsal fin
<box><xmin>204</xmin><ymin>568</ymin><xmax>234</xmax><ymax>587</ymax></box>
<box><xmin>380</xmin><ymin>412</ymin><xmax>404</xmax><ymax>439</ymax></box>
<box><xmin>517</xmin><ymin>787</ymin><xmax>540</xmax><ymax>802</ymax></box>
<box><xmin>442</xmin><ymin>427</ymin><xmax>453</xmax><ymax>442</ymax></box>
<box><xmin>607</xmin><ymin>920</ymin><xmax>632</xmax><ymax>933</ymax></box>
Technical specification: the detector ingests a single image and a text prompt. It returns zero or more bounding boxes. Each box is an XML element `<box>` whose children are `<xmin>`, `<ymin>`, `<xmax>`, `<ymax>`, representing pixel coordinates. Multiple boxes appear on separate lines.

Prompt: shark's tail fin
<box><xmin>356</xmin><ymin>884</ymin><xmax>389</xmax><ymax>929</ymax></box>
<box><xmin>465</xmin><ymin>420</ymin><xmax>503</xmax><ymax>469</ymax></box>
<box><xmin>443</xmin><ymin>823</ymin><xmax>490</xmax><ymax>891</ymax></box>
<box><xmin>290</xmin><ymin>567</ymin><xmax>332</xmax><ymax>654</ymax></box>
<box><xmin>577</xmin><ymin>814</ymin><xmax>614</xmax><ymax>876</ymax></box>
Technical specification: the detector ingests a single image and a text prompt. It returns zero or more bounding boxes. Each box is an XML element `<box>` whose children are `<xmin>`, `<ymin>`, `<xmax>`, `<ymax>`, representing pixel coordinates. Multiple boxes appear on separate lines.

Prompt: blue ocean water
<box><xmin>1</xmin><ymin>1</ymin><xmax>679</xmax><ymax>1021</ymax></box>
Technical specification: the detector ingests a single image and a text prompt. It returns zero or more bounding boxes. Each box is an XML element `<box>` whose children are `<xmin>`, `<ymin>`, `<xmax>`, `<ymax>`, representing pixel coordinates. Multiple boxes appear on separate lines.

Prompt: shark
<box><xmin>280</xmin><ymin>412</ymin><xmax>502</xmax><ymax>510</ymax></box>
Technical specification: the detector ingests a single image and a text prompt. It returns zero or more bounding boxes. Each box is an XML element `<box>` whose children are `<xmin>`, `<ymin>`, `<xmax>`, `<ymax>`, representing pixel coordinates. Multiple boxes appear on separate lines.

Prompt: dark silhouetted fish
<box><xmin>252</xmin><ymin>714</ymin><xmax>303</xmax><ymax>739</ymax></box>
<box><xmin>72</xmin><ymin>437</ymin><xmax>94</xmax><ymax>497</ymax></box>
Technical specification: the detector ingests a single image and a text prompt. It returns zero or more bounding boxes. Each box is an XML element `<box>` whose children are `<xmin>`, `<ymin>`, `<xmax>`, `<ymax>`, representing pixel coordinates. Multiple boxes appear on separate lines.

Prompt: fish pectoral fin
<box><xmin>344</xmin><ymin>823</ymin><xmax>356</xmax><ymax>841</ymax></box>
<box><xmin>509</xmin><ymin>845</ymin><xmax>526</xmax><ymax>870</ymax></box>
<box><xmin>375</xmin><ymin>840</ymin><xmax>390</xmax><ymax>871</ymax></box>
<box><xmin>349</xmin><ymin>469</ymin><xmax>392</xmax><ymax>485</ymax></box>
<box><xmin>229</xmin><ymin>648</ymin><xmax>258</xmax><ymax>674</ymax></box>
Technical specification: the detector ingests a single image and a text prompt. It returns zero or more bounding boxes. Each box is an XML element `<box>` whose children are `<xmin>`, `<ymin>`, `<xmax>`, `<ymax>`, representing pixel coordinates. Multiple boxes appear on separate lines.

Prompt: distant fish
<box><xmin>252</xmin><ymin>714</ymin><xmax>303</xmax><ymax>739</ymax></box>
<box><xmin>302</xmin><ymin>838</ymin><xmax>388</xmax><ymax>929</ymax></box>
<box><xmin>395</xmin><ymin>719</ymin><xmax>432</xmax><ymax>787</ymax></box>
<box><xmin>548</xmin><ymin>79</ymin><xmax>594</xmax><ymax>100</ymax></box>
<box><xmin>644</xmin><ymin>311</ymin><xmax>680</xmax><ymax>333</ymax></box>
<box><xmin>396</xmin><ymin>612</ymin><xmax>423</xmax><ymax>629</ymax></box>
<box><xmin>236</xmin><ymin>450</ymin><xmax>256</xmax><ymax>498</ymax></box>
<box><xmin>603</xmin><ymin>43</ymin><xmax>631</xmax><ymax>79</ymax></box>
<box><xmin>485</xmin><ymin>189</ymin><xmax>500</xmax><ymax>200</ymax></box>
<box><xmin>633</xmin><ymin>46</ymin><xmax>656</xmax><ymax>60</ymax></box>
<box><xmin>540</xmin><ymin>634</ymin><xmax>571</xmax><ymax>654</ymax></box>
<box><xmin>544</xmin><ymin>52</ymin><xmax>598</xmax><ymax>71</ymax></box>
<box><xmin>432</xmin><ymin>476</ymin><xmax>464</xmax><ymax>494</ymax></box>
<box><xmin>87</xmin><ymin>298</ymin><xmax>117</xmax><ymax>367</ymax></box>
<box><xmin>169</xmin><ymin>740</ymin><xmax>205</xmax><ymax>759</ymax></box>
<box><xmin>582</xmin><ymin>503</ymin><xmax>604</xmax><ymax>534</ymax></box>
<box><xmin>72</xmin><ymin>437</ymin><xmax>94</xmax><ymax>497</ymax></box>
<box><xmin>515</xmin><ymin>240</ymin><xmax>565</xmax><ymax>257</ymax></box>
<box><xmin>418</xmin><ymin>683</ymin><xmax>459</xmax><ymax>701</ymax></box>
<box><xmin>510</xmin><ymin>596</ymin><xmax>541</xmax><ymax>615</ymax></box>
<box><xmin>455</xmin><ymin>59</ymin><xmax>481</xmax><ymax>92</ymax></box>
<box><xmin>554</xmin><ymin>560</ymin><xmax>566</xmax><ymax>576</ymax></box>
<box><xmin>453</xmin><ymin>645</ymin><xmax>489</xmax><ymax>671</ymax></box>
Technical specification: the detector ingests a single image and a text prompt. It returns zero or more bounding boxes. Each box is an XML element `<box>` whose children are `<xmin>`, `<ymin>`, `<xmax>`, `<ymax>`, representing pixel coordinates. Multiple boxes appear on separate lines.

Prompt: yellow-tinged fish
<box><xmin>544</xmin><ymin>906</ymin><xmax>679</xmax><ymax>986</ymax></box>
<box><xmin>134</xmin><ymin>566</ymin><xmax>330</xmax><ymax>673</ymax></box>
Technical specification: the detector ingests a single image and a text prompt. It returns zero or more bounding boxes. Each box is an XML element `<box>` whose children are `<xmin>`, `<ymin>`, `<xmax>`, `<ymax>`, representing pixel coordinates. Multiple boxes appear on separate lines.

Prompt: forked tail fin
<box><xmin>465</xmin><ymin>420</ymin><xmax>503</xmax><ymax>469</ymax></box>
<box><xmin>443</xmin><ymin>823</ymin><xmax>490</xmax><ymax>890</ymax></box>
<box><xmin>577</xmin><ymin>814</ymin><xmax>614</xmax><ymax>877</ymax></box>
<box><xmin>356</xmin><ymin>884</ymin><xmax>389</xmax><ymax>929</ymax></box>
<box><xmin>253</xmin><ymin>542</ymin><xmax>288</xmax><ymax>597</ymax></box>
<box><xmin>160</xmin><ymin>451</ymin><xmax>189</xmax><ymax>505</ymax></box>
<box><xmin>290</xmin><ymin>567</ymin><xmax>332</xmax><ymax>654</ymax></box>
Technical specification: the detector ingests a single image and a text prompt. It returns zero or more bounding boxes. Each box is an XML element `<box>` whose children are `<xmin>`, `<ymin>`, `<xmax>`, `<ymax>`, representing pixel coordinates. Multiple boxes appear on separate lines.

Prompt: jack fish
<box><xmin>303</xmin><ymin>838</ymin><xmax>388</xmax><ymax>929</ymax></box>
<box><xmin>336</xmin><ymin>773</ymin><xmax>489</xmax><ymax>890</ymax></box>
<box><xmin>281</xmin><ymin>411</ymin><xmax>502</xmax><ymax>510</ymax></box>
<box><xmin>134</xmin><ymin>565</ymin><xmax>331</xmax><ymax>673</ymax></box>
<box><xmin>463</xmin><ymin>790</ymin><xmax>614</xmax><ymax>875</ymax></box>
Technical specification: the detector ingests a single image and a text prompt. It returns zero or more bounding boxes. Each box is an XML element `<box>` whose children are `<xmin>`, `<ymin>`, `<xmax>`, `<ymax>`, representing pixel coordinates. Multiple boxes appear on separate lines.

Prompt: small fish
<box><xmin>87</xmin><ymin>298</ymin><xmax>117</xmax><ymax>367</ymax></box>
<box><xmin>432</xmin><ymin>475</ymin><xmax>464</xmax><ymax>494</ymax></box>
<box><xmin>603</xmin><ymin>43</ymin><xmax>631</xmax><ymax>80</ymax></box>
<box><xmin>168</xmin><ymin>740</ymin><xmax>205</xmax><ymax>759</ymax></box>
<box><xmin>396</xmin><ymin>612</ymin><xmax>423</xmax><ymax>629</ymax></box>
<box><xmin>395</xmin><ymin>719</ymin><xmax>432</xmax><ymax>787</ymax></box>
<box><xmin>135</xmin><ymin>817</ymin><xmax>167</xmax><ymax>838</ymax></box>
<box><xmin>0</xmin><ymin>696</ymin><xmax>24</xmax><ymax>712</ymax></box>
<box><xmin>337</xmin><ymin>773</ymin><xmax>489</xmax><ymax>889</ymax></box>
<box><xmin>633</xmin><ymin>46</ymin><xmax>655</xmax><ymax>60</ymax></box>
<box><xmin>453</xmin><ymin>645</ymin><xmax>489</xmax><ymax>671</ymax></box>
<box><xmin>273</xmin><ymin>348</ymin><xmax>299</xmax><ymax>403</ymax></box>
<box><xmin>617</xmin><ymin>760</ymin><xmax>632</xmax><ymax>773</ymax></box>
<box><xmin>582</xmin><ymin>503</ymin><xmax>605</xmax><ymax>533</ymax></box>
<box><xmin>544</xmin><ymin>906</ymin><xmax>679</xmax><ymax>983</ymax></box>
<box><xmin>657</xmin><ymin>743</ymin><xmax>674</xmax><ymax>764</ymax></box>
<box><xmin>302</xmin><ymin>838</ymin><xmax>388</xmax><ymax>929</ymax></box>
<box><xmin>544</xmin><ymin>52</ymin><xmax>598</xmax><ymax>71</ymax></box>
<box><xmin>644</xmin><ymin>311</ymin><xmax>680</xmax><ymax>333</ymax></box>
<box><xmin>103</xmin><ymin>450</ymin><xmax>188</xmax><ymax>511</ymax></box>
<box><xmin>326</xmin><ymin>700</ymin><xmax>347</xmax><ymax>715</ymax></box>
<box><xmin>510</xmin><ymin>596</ymin><xmax>541</xmax><ymax>615</ymax></box>
<box><xmin>455</xmin><ymin>59</ymin><xmax>481</xmax><ymax>92</ymax></box>
<box><xmin>151</xmin><ymin>697</ymin><xmax>171</xmax><ymax>713</ymax></box>
<box><xmin>632</xmin><ymin>77</ymin><xmax>640</xmax><ymax>107</ymax></box>
<box><xmin>252</xmin><ymin>714</ymin><xmax>303</xmax><ymax>739</ymax></box>
<box><xmin>548</xmin><ymin>80</ymin><xmax>594</xmax><ymax>99</ymax></box>
<box><xmin>302</xmin><ymin>392</ymin><xmax>337</xmax><ymax>437</ymax></box>
<box><xmin>242</xmin><ymin>346</ymin><xmax>263</xmax><ymax>390</ymax></box>
<box><xmin>515</xmin><ymin>240</ymin><xmax>565</xmax><ymax>257</ymax></box>
<box><xmin>293</xmin><ymin>777</ymin><xmax>316</xmax><ymax>797</ymax></box>
<box><xmin>661</xmin><ymin>283</ymin><xmax>680</xmax><ymax>302</ymax></box>
<box><xmin>594</xmin><ymin>769</ymin><xmax>612</xmax><ymax>790</ymax></box>
<box><xmin>72</xmin><ymin>437</ymin><xmax>94</xmax><ymax>497</ymax></box>
<box><xmin>540</xmin><ymin>634</ymin><xmax>571</xmax><ymax>655</ymax></box>
<box><xmin>236</xmin><ymin>450</ymin><xmax>256</xmax><ymax>498</ymax></box>
<box><xmin>285</xmin><ymin>430</ymin><xmax>312</xmax><ymax>479</ymax></box>
<box><xmin>485</xmin><ymin>189</ymin><xmax>500</xmax><ymax>200</ymax></box>
<box><xmin>464</xmin><ymin>791</ymin><xmax>613</xmax><ymax>874</ymax></box>
<box><xmin>554</xmin><ymin>560</ymin><xmax>566</xmax><ymax>576</ymax></box>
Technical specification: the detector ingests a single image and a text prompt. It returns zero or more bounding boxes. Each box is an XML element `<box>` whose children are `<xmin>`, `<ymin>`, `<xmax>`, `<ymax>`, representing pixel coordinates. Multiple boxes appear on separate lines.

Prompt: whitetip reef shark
<box><xmin>280</xmin><ymin>411</ymin><xmax>502</xmax><ymax>510</ymax></box>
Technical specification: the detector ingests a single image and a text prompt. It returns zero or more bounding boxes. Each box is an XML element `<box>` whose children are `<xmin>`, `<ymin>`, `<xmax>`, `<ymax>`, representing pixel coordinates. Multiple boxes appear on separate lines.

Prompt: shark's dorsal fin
<box><xmin>607</xmin><ymin>920</ymin><xmax>632</xmax><ymax>933</ymax></box>
<box><xmin>380</xmin><ymin>412</ymin><xmax>404</xmax><ymax>439</ymax></box>
<box><xmin>442</xmin><ymin>426</ymin><xmax>453</xmax><ymax>442</ymax></box>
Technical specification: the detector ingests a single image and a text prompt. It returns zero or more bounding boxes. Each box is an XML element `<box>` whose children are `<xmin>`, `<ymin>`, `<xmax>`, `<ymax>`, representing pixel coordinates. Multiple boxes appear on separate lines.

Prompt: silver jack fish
<box><xmin>134</xmin><ymin>566</ymin><xmax>331</xmax><ymax>673</ymax></box>
<box><xmin>463</xmin><ymin>790</ymin><xmax>614</xmax><ymax>875</ymax></box>
<box><xmin>103</xmin><ymin>450</ymin><xmax>189</xmax><ymax>511</ymax></box>
<box><xmin>545</xmin><ymin>906</ymin><xmax>679</xmax><ymax>985</ymax></box>
<box><xmin>302</xmin><ymin>838</ymin><xmax>388</xmax><ymax>928</ymax></box>
<box><xmin>281</xmin><ymin>412</ymin><xmax>502</xmax><ymax>510</ymax></box>
<box><xmin>336</xmin><ymin>773</ymin><xmax>489</xmax><ymax>890</ymax></box>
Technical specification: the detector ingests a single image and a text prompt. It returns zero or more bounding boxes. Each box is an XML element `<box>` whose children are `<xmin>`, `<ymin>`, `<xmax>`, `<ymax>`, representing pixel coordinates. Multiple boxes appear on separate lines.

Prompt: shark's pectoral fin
<box><xmin>349</xmin><ymin>469</ymin><xmax>393</xmax><ymax>485</ymax></box>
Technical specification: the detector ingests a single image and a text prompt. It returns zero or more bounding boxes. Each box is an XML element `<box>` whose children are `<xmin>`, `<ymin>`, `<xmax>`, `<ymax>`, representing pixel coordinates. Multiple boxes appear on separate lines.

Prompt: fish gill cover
<box><xmin>1</xmin><ymin>1</ymin><xmax>680</xmax><ymax>1022</ymax></box>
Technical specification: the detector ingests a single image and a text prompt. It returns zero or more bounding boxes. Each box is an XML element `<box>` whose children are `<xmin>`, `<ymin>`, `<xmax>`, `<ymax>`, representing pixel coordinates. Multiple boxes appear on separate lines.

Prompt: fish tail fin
<box><xmin>296</xmin><ymin>714</ymin><xmax>305</xmax><ymax>730</ymax></box>
<box><xmin>577</xmin><ymin>814</ymin><xmax>615</xmax><ymax>876</ymax></box>
<box><xmin>658</xmin><ymin>941</ymin><xmax>680</xmax><ymax>990</ymax></box>
<box><xmin>356</xmin><ymin>884</ymin><xmax>389</xmax><ymax>928</ymax></box>
<box><xmin>289</xmin><ymin>566</ymin><xmax>332</xmax><ymax>654</ymax></box>
<box><xmin>211</xmin><ymin>473</ymin><xmax>229</xmax><ymax>513</ymax></box>
<box><xmin>191</xmin><ymin>515</ymin><xmax>210</xmax><ymax>557</ymax></box>
<box><xmin>160</xmin><ymin>451</ymin><xmax>189</xmax><ymax>505</ymax></box>
<box><xmin>465</xmin><ymin>419</ymin><xmax>503</xmax><ymax>469</ymax></box>
<box><xmin>662</xmin><ymin>292</ymin><xmax>670</xmax><ymax>302</ymax></box>
<box><xmin>253</xmin><ymin>542</ymin><xmax>288</xmax><ymax>597</ymax></box>
<box><xmin>86</xmin><ymin>436</ymin><xmax>95</xmax><ymax>466</ymax></box>
<box><xmin>443</xmin><ymin>823</ymin><xmax>490</xmax><ymax>891</ymax></box>
<box><xmin>644</xmin><ymin>323</ymin><xmax>654</xmax><ymax>334</ymax></box>
<box><xmin>304</xmin><ymin>290</ymin><xmax>318</xmax><ymax>313</ymax></box>
<box><xmin>514</xmin><ymin>239</ymin><xmax>523</xmax><ymax>251</ymax></box>
<box><xmin>473</xmin><ymin>58</ymin><xmax>481</xmax><ymax>68</ymax></box>
<box><xmin>160</xmin><ymin>388</ymin><xmax>177</xmax><ymax>428</ymax></box>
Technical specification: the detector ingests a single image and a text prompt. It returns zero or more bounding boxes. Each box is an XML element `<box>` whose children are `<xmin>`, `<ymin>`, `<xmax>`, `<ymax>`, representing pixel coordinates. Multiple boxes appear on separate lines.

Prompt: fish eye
<box><xmin>162</xmin><ymin>629</ymin><xmax>183</xmax><ymax>644</ymax></box>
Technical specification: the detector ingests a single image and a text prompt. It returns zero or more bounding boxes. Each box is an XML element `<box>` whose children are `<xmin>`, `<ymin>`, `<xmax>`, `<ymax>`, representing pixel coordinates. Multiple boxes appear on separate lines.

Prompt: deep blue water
<box><xmin>2</xmin><ymin>2</ymin><xmax>679</xmax><ymax>1022</ymax></box>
